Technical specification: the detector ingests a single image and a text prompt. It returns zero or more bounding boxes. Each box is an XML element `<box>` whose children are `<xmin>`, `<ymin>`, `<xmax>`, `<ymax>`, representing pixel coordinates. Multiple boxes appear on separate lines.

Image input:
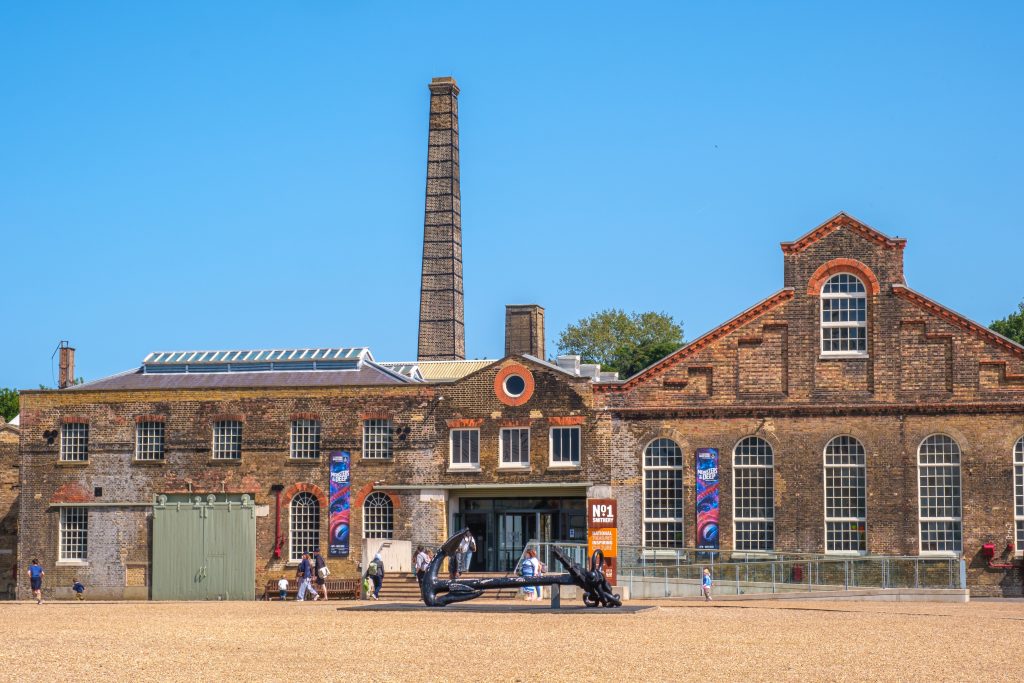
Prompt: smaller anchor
<box><xmin>420</xmin><ymin>529</ymin><xmax>622</xmax><ymax>608</ymax></box>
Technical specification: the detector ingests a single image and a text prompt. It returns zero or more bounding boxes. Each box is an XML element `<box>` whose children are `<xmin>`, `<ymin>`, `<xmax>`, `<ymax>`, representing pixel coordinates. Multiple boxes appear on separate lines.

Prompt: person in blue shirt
<box><xmin>27</xmin><ymin>559</ymin><xmax>45</xmax><ymax>604</ymax></box>
<box><xmin>72</xmin><ymin>578</ymin><xmax>85</xmax><ymax>601</ymax></box>
<box><xmin>296</xmin><ymin>552</ymin><xmax>319</xmax><ymax>602</ymax></box>
<box><xmin>702</xmin><ymin>567</ymin><xmax>713</xmax><ymax>602</ymax></box>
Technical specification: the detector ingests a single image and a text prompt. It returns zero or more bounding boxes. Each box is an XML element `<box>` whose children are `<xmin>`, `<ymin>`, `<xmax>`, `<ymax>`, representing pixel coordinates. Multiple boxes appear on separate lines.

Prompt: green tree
<box><xmin>0</xmin><ymin>388</ymin><xmax>18</xmax><ymax>422</ymax></box>
<box><xmin>991</xmin><ymin>300</ymin><xmax>1024</xmax><ymax>346</ymax></box>
<box><xmin>557</xmin><ymin>309</ymin><xmax>684</xmax><ymax>379</ymax></box>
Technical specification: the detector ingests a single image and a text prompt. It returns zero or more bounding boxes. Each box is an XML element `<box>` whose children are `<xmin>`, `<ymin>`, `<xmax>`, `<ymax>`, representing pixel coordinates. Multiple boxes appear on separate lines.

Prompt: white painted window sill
<box><xmin>547</xmin><ymin>463</ymin><xmax>581</xmax><ymax>470</ymax></box>
<box><xmin>56</xmin><ymin>560</ymin><xmax>89</xmax><ymax>567</ymax></box>
<box><xmin>447</xmin><ymin>465</ymin><xmax>480</xmax><ymax>473</ymax></box>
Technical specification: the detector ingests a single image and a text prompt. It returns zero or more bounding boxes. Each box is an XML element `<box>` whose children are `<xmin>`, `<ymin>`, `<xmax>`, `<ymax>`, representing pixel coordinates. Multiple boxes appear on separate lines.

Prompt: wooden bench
<box><xmin>263</xmin><ymin>578</ymin><xmax>361</xmax><ymax>601</ymax></box>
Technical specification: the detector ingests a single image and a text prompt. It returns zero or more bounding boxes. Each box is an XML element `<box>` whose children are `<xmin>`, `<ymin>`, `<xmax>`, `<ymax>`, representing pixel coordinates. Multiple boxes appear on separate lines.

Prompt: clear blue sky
<box><xmin>2</xmin><ymin>2</ymin><xmax>1022</xmax><ymax>390</ymax></box>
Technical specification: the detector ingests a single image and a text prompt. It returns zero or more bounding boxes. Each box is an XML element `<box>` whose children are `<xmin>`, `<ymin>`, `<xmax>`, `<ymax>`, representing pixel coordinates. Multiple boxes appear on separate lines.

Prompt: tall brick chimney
<box><xmin>58</xmin><ymin>341</ymin><xmax>75</xmax><ymax>389</ymax></box>
<box><xmin>417</xmin><ymin>76</ymin><xmax>465</xmax><ymax>361</ymax></box>
<box><xmin>505</xmin><ymin>305</ymin><xmax>545</xmax><ymax>359</ymax></box>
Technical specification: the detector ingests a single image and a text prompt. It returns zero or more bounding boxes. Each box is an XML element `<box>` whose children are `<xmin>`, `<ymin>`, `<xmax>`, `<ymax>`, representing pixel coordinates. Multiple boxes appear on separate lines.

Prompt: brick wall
<box><xmin>0</xmin><ymin>427</ymin><xmax>18</xmax><ymax>597</ymax></box>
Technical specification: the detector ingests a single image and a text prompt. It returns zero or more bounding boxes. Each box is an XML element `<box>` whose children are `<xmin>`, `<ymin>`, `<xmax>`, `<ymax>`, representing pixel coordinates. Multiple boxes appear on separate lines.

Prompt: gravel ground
<box><xmin>1</xmin><ymin>598</ymin><xmax>1021</xmax><ymax>682</ymax></box>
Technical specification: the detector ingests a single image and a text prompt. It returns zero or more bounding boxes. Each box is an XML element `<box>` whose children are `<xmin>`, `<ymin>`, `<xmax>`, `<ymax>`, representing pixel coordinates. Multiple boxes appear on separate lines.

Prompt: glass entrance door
<box><xmin>497</xmin><ymin>513</ymin><xmax>537</xmax><ymax>572</ymax></box>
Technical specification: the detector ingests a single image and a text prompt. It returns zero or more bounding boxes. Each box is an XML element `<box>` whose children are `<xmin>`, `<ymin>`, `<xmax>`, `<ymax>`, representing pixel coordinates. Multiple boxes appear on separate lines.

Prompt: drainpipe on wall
<box><xmin>272</xmin><ymin>484</ymin><xmax>285</xmax><ymax>559</ymax></box>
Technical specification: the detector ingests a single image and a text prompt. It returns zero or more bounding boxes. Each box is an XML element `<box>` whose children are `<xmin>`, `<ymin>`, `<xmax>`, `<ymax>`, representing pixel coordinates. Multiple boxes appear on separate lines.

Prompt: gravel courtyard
<box><xmin>1</xmin><ymin>599</ymin><xmax>1021</xmax><ymax>682</ymax></box>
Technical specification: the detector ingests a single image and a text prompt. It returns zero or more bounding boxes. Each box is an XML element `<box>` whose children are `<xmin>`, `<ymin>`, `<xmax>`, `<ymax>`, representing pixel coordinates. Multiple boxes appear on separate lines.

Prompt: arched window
<box><xmin>824</xmin><ymin>436</ymin><xmax>867</xmax><ymax>553</ymax></box>
<box><xmin>918</xmin><ymin>435</ymin><xmax>962</xmax><ymax>554</ymax></box>
<box><xmin>643</xmin><ymin>438</ymin><xmax>684</xmax><ymax>548</ymax></box>
<box><xmin>1014</xmin><ymin>437</ymin><xmax>1024</xmax><ymax>554</ymax></box>
<box><xmin>363</xmin><ymin>492</ymin><xmax>394</xmax><ymax>539</ymax></box>
<box><xmin>733</xmin><ymin>437</ymin><xmax>774</xmax><ymax>552</ymax></box>
<box><xmin>289</xmin><ymin>492</ymin><xmax>321</xmax><ymax>562</ymax></box>
<box><xmin>821</xmin><ymin>273</ymin><xmax>867</xmax><ymax>355</ymax></box>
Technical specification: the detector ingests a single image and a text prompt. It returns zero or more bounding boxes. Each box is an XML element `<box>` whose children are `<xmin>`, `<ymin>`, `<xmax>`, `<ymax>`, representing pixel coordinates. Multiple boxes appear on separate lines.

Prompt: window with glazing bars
<box><xmin>135</xmin><ymin>421</ymin><xmax>165</xmax><ymax>461</ymax></box>
<box><xmin>824</xmin><ymin>436</ymin><xmax>867</xmax><ymax>553</ymax></box>
<box><xmin>363</xmin><ymin>492</ymin><xmax>394</xmax><ymax>539</ymax></box>
<box><xmin>1015</xmin><ymin>437</ymin><xmax>1024</xmax><ymax>554</ymax></box>
<box><xmin>290</xmin><ymin>419</ymin><xmax>321</xmax><ymax>459</ymax></box>
<box><xmin>289</xmin><ymin>492</ymin><xmax>320</xmax><ymax>562</ymax></box>
<box><xmin>500</xmin><ymin>428</ymin><xmax>530</xmax><ymax>466</ymax></box>
<box><xmin>212</xmin><ymin>420</ymin><xmax>242</xmax><ymax>460</ymax></box>
<box><xmin>450</xmin><ymin>429</ymin><xmax>479</xmax><ymax>468</ymax></box>
<box><xmin>643</xmin><ymin>438</ymin><xmax>684</xmax><ymax>548</ymax></box>
<box><xmin>60</xmin><ymin>423</ymin><xmax>89</xmax><ymax>462</ymax></box>
<box><xmin>362</xmin><ymin>419</ymin><xmax>392</xmax><ymax>459</ymax></box>
<box><xmin>59</xmin><ymin>507</ymin><xmax>88</xmax><ymax>560</ymax></box>
<box><xmin>550</xmin><ymin>427</ymin><xmax>581</xmax><ymax>466</ymax></box>
<box><xmin>821</xmin><ymin>273</ymin><xmax>867</xmax><ymax>355</ymax></box>
<box><xmin>918</xmin><ymin>434</ymin><xmax>962</xmax><ymax>553</ymax></box>
<box><xmin>733</xmin><ymin>436</ymin><xmax>774</xmax><ymax>551</ymax></box>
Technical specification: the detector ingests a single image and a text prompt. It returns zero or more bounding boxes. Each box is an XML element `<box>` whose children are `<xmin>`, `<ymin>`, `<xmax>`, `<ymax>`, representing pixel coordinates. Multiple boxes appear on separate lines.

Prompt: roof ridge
<box><xmin>892</xmin><ymin>284</ymin><xmax>1024</xmax><ymax>357</ymax></box>
<box><xmin>780</xmin><ymin>212</ymin><xmax>906</xmax><ymax>254</ymax></box>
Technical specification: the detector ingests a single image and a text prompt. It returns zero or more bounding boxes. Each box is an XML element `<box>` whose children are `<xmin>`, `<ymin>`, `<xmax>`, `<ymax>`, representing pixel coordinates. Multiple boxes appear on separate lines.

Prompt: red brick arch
<box><xmin>353</xmin><ymin>483</ymin><xmax>400</xmax><ymax>510</ymax></box>
<box><xmin>806</xmin><ymin>258</ymin><xmax>881</xmax><ymax>296</ymax></box>
<box><xmin>282</xmin><ymin>482</ymin><xmax>327</xmax><ymax>507</ymax></box>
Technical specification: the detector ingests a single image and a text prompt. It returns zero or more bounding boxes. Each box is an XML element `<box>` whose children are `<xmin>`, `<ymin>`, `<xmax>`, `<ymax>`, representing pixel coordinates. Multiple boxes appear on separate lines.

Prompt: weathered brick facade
<box><xmin>597</xmin><ymin>213</ymin><xmax>1024</xmax><ymax>596</ymax></box>
<box><xmin>0</xmin><ymin>422</ymin><xmax>18</xmax><ymax>597</ymax></box>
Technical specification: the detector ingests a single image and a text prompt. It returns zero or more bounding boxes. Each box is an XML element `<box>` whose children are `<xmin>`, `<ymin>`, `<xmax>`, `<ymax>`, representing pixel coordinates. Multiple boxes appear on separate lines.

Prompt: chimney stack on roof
<box><xmin>58</xmin><ymin>341</ymin><xmax>75</xmax><ymax>389</ymax></box>
<box><xmin>505</xmin><ymin>305</ymin><xmax>545</xmax><ymax>358</ymax></box>
<box><xmin>417</xmin><ymin>76</ymin><xmax>466</xmax><ymax>361</ymax></box>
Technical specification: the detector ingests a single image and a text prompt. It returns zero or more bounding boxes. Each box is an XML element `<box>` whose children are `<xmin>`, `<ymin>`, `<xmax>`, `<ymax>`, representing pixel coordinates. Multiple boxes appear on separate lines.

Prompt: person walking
<box><xmin>313</xmin><ymin>549</ymin><xmax>330</xmax><ymax>601</ymax></box>
<box><xmin>456</xmin><ymin>532</ymin><xmax>476</xmax><ymax>577</ymax></box>
<box><xmin>296</xmin><ymin>552</ymin><xmax>320</xmax><ymax>602</ymax></box>
<box><xmin>702</xmin><ymin>567</ymin><xmax>713</xmax><ymax>601</ymax></box>
<box><xmin>277</xmin><ymin>576</ymin><xmax>289</xmax><ymax>601</ymax></box>
<box><xmin>27</xmin><ymin>559</ymin><xmax>44</xmax><ymax>604</ymax></box>
<box><xmin>414</xmin><ymin>545</ymin><xmax>430</xmax><ymax>586</ymax></box>
<box><xmin>72</xmin><ymin>578</ymin><xmax>85</xmax><ymax>601</ymax></box>
<box><xmin>520</xmin><ymin>549</ymin><xmax>542</xmax><ymax>601</ymax></box>
<box><xmin>366</xmin><ymin>553</ymin><xmax>385</xmax><ymax>600</ymax></box>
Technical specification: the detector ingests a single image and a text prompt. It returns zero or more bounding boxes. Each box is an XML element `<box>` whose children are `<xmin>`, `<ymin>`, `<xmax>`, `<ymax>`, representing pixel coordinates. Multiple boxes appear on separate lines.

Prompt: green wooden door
<box><xmin>152</xmin><ymin>494</ymin><xmax>256</xmax><ymax>600</ymax></box>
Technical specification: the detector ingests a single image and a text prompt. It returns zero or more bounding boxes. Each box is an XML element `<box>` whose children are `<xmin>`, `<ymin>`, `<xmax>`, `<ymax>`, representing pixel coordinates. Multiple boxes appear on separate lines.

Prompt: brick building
<box><xmin>596</xmin><ymin>212</ymin><xmax>1024</xmax><ymax>596</ymax></box>
<box><xmin>13</xmin><ymin>77</ymin><xmax>1024</xmax><ymax>598</ymax></box>
<box><xmin>0</xmin><ymin>417</ymin><xmax>18</xmax><ymax>597</ymax></box>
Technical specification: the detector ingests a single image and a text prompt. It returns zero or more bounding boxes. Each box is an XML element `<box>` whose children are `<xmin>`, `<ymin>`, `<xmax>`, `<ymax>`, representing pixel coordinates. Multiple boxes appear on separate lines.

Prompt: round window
<box><xmin>503</xmin><ymin>374</ymin><xmax>527</xmax><ymax>397</ymax></box>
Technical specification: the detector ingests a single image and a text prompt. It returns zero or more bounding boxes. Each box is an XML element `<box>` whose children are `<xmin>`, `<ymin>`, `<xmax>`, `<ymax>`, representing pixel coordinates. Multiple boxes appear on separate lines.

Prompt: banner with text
<box><xmin>696</xmin><ymin>448</ymin><xmax>720</xmax><ymax>550</ymax></box>
<box><xmin>328</xmin><ymin>451</ymin><xmax>351</xmax><ymax>557</ymax></box>
<box><xmin>587</xmin><ymin>498</ymin><xmax>617</xmax><ymax>585</ymax></box>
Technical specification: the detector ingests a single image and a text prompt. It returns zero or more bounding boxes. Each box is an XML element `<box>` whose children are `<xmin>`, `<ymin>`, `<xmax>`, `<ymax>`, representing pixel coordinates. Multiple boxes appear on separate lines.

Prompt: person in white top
<box><xmin>277</xmin><ymin>577</ymin><xmax>289</xmax><ymax>601</ymax></box>
<box><xmin>414</xmin><ymin>546</ymin><xmax>431</xmax><ymax>586</ymax></box>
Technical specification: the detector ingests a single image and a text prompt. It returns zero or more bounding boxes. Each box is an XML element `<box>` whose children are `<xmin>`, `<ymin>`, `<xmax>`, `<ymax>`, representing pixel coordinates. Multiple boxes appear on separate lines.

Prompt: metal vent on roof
<box><xmin>141</xmin><ymin>347</ymin><xmax>372</xmax><ymax>374</ymax></box>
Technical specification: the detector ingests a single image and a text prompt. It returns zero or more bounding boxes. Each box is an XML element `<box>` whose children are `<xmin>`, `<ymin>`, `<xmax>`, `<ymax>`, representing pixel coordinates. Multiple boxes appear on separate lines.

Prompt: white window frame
<box><xmin>362</xmin><ymin>419</ymin><xmax>393</xmax><ymax>460</ymax></box>
<box><xmin>211</xmin><ymin>420</ymin><xmax>242</xmax><ymax>460</ymax></box>
<box><xmin>135</xmin><ymin>421</ymin><xmax>166</xmax><ymax>461</ymax></box>
<box><xmin>499</xmin><ymin>427</ymin><xmax>530</xmax><ymax>469</ymax></box>
<box><xmin>820</xmin><ymin>273</ymin><xmax>868</xmax><ymax>357</ymax></box>
<box><xmin>917</xmin><ymin>434</ymin><xmax>962</xmax><ymax>556</ymax></box>
<box><xmin>59</xmin><ymin>507</ymin><xmax>89</xmax><ymax>562</ymax></box>
<box><xmin>642</xmin><ymin>438</ymin><xmax>684</xmax><ymax>549</ymax></box>
<box><xmin>60</xmin><ymin>423</ymin><xmax>89</xmax><ymax>462</ymax></box>
<box><xmin>549</xmin><ymin>426</ymin><xmax>582</xmax><ymax>468</ymax></box>
<box><xmin>1014</xmin><ymin>436</ymin><xmax>1024</xmax><ymax>556</ymax></box>
<box><xmin>363</xmin><ymin>491</ymin><xmax>394</xmax><ymax>539</ymax></box>
<box><xmin>449</xmin><ymin>429</ymin><xmax>480</xmax><ymax>470</ymax></box>
<box><xmin>288</xmin><ymin>492</ymin><xmax>321</xmax><ymax>562</ymax></box>
<box><xmin>289</xmin><ymin>419</ymin><xmax>321</xmax><ymax>460</ymax></box>
<box><xmin>732</xmin><ymin>436</ymin><xmax>774</xmax><ymax>553</ymax></box>
<box><xmin>823</xmin><ymin>435</ymin><xmax>868</xmax><ymax>555</ymax></box>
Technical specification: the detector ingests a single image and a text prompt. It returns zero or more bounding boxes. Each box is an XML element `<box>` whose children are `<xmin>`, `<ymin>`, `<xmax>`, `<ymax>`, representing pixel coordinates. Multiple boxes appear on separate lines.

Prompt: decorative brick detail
<box><xmin>894</xmin><ymin>285</ymin><xmax>1024</xmax><ymax>357</ymax></box>
<box><xmin>61</xmin><ymin>416</ymin><xmax>89</xmax><ymax>424</ymax></box>
<box><xmin>282</xmin><ymin>482</ymin><xmax>327</xmax><ymax>507</ymax></box>
<box><xmin>781</xmin><ymin>212</ymin><xmax>907</xmax><ymax>254</ymax></box>
<box><xmin>499</xmin><ymin>419</ymin><xmax>531</xmax><ymax>428</ymax></box>
<box><xmin>548</xmin><ymin>415</ymin><xmax>585</xmax><ymax>426</ymax></box>
<box><xmin>359</xmin><ymin>411</ymin><xmax>392</xmax><ymax>421</ymax></box>
<box><xmin>446</xmin><ymin>418</ymin><xmax>484</xmax><ymax>429</ymax></box>
<box><xmin>291</xmin><ymin>412</ymin><xmax>320</xmax><ymax>422</ymax></box>
<box><xmin>51</xmin><ymin>483</ymin><xmax>92</xmax><ymax>504</ymax></box>
<box><xmin>600</xmin><ymin>289</ymin><xmax>794</xmax><ymax>392</ymax></box>
<box><xmin>494</xmin><ymin>363</ymin><xmax>535</xmax><ymax>406</ymax></box>
<box><xmin>806</xmin><ymin>258</ymin><xmax>881</xmax><ymax>296</ymax></box>
<box><xmin>353</xmin><ymin>484</ymin><xmax>400</xmax><ymax>510</ymax></box>
<box><xmin>135</xmin><ymin>414</ymin><xmax>166</xmax><ymax>423</ymax></box>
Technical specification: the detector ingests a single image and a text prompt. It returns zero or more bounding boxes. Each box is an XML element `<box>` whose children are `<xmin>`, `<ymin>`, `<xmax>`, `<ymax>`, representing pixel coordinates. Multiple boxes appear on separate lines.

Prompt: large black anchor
<box><xmin>420</xmin><ymin>528</ymin><xmax>622</xmax><ymax>608</ymax></box>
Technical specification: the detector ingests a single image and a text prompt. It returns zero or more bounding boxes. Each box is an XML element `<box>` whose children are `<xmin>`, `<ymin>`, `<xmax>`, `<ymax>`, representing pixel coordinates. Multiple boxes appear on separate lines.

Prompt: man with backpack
<box><xmin>296</xmin><ymin>552</ymin><xmax>319</xmax><ymax>602</ymax></box>
<box><xmin>365</xmin><ymin>553</ymin><xmax>384</xmax><ymax>600</ymax></box>
<box><xmin>313</xmin><ymin>549</ymin><xmax>330</xmax><ymax>601</ymax></box>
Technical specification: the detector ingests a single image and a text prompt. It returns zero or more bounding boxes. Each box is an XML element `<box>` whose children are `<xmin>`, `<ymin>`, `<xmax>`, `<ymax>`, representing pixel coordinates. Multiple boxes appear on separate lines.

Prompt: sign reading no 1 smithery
<box><xmin>328</xmin><ymin>451</ymin><xmax>351</xmax><ymax>557</ymax></box>
<box><xmin>695</xmin><ymin>448</ymin><xmax>720</xmax><ymax>550</ymax></box>
<box><xmin>587</xmin><ymin>498</ymin><xmax>617</xmax><ymax>585</ymax></box>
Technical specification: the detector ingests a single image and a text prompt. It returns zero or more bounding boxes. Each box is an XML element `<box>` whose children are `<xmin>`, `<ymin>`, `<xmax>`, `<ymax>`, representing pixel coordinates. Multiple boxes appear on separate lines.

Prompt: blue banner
<box><xmin>329</xmin><ymin>451</ymin><xmax>351</xmax><ymax>556</ymax></box>
<box><xmin>696</xmin><ymin>448</ymin><xmax>720</xmax><ymax>550</ymax></box>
